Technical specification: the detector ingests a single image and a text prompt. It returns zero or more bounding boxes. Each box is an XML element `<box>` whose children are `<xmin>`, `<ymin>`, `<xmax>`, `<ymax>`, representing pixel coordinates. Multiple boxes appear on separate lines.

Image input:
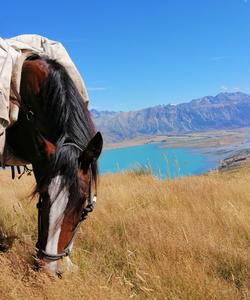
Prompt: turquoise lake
<box><xmin>99</xmin><ymin>143</ymin><xmax>218</xmax><ymax>178</ymax></box>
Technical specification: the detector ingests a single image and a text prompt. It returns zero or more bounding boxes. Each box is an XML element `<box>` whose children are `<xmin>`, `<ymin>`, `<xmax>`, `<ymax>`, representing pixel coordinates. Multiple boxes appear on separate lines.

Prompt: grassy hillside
<box><xmin>0</xmin><ymin>166</ymin><xmax>249</xmax><ymax>299</ymax></box>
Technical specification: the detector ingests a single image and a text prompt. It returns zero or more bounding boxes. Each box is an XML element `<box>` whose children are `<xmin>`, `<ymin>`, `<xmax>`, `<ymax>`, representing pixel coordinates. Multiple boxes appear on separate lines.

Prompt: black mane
<box><xmin>26</xmin><ymin>55</ymin><xmax>98</xmax><ymax>204</ymax></box>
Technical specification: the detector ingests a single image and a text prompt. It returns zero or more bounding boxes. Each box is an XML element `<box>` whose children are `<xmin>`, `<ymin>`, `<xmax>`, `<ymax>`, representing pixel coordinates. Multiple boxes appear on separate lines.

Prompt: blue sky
<box><xmin>1</xmin><ymin>0</ymin><xmax>250</xmax><ymax>111</ymax></box>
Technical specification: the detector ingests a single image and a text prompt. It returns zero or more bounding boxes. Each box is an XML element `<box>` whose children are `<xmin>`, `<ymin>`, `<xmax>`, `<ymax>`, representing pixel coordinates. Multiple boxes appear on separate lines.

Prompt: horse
<box><xmin>5</xmin><ymin>54</ymin><xmax>103</xmax><ymax>274</ymax></box>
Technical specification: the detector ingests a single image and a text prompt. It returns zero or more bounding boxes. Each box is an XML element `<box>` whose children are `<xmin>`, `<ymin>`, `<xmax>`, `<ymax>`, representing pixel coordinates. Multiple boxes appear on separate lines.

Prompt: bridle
<box><xmin>10</xmin><ymin>82</ymin><xmax>97</xmax><ymax>262</ymax></box>
<box><xmin>37</xmin><ymin>196</ymin><xmax>96</xmax><ymax>261</ymax></box>
<box><xmin>36</xmin><ymin>142</ymin><xmax>97</xmax><ymax>262</ymax></box>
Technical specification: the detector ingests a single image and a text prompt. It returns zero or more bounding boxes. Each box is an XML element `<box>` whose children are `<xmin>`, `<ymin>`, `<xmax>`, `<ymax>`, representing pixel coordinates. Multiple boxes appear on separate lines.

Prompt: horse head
<box><xmin>7</xmin><ymin>55</ymin><xmax>103</xmax><ymax>274</ymax></box>
<box><xmin>36</xmin><ymin>132</ymin><xmax>103</xmax><ymax>274</ymax></box>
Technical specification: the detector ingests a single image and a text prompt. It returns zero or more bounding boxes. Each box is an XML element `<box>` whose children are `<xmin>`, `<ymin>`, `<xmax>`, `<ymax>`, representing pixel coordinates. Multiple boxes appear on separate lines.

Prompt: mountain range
<box><xmin>91</xmin><ymin>92</ymin><xmax>250</xmax><ymax>143</ymax></box>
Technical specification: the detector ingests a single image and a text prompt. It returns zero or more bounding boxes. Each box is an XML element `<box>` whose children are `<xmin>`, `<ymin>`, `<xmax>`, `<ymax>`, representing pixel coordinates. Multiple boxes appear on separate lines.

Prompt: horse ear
<box><xmin>82</xmin><ymin>132</ymin><xmax>103</xmax><ymax>166</ymax></box>
<box><xmin>41</xmin><ymin>136</ymin><xmax>56</xmax><ymax>156</ymax></box>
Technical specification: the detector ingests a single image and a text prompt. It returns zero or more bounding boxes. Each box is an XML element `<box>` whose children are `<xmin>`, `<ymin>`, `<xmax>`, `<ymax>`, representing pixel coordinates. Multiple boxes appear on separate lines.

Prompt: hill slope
<box><xmin>92</xmin><ymin>92</ymin><xmax>250</xmax><ymax>142</ymax></box>
<box><xmin>0</xmin><ymin>167</ymin><xmax>249</xmax><ymax>299</ymax></box>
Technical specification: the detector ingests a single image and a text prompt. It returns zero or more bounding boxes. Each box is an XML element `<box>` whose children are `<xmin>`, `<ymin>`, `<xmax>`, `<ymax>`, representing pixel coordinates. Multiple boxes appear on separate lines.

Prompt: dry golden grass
<box><xmin>0</xmin><ymin>166</ymin><xmax>249</xmax><ymax>299</ymax></box>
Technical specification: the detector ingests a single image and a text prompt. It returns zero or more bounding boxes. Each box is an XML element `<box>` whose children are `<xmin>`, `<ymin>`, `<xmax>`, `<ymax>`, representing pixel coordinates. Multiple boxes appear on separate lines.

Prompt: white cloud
<box><xmin>88</xmin><ymin>87</ymin><xmax>107</xmax><ymax>91</ymax></box>
<box><xmin>220</xmin><ymin>85</ymin><xmax>228</xmax><ymax>91</ymax></box>
<box><xmin>89</xmin><ymin>105</ymin><xmax>100</xmax><ymax>110</ymax></box>
<box><xmin>220</xmin><ymin>86</ymin><xmax>241</xmax><ymax>92</ymax></box>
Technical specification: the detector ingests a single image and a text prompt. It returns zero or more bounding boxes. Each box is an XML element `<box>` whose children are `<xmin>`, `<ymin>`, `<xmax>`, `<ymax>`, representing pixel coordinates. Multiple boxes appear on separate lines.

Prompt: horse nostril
<box><xmin>56</xmin><ymin>271</ymin><xmax>63</xmax><ymax>279</ymax></box>
<box><xmin>55</xmin><ymin>261</ymin><xmax>64</xmax><ymax>277</ymax></box>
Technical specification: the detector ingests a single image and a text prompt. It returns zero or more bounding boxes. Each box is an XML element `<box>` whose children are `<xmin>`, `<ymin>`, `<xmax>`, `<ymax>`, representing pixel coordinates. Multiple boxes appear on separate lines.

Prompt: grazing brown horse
<box><xmin>6</xmin><ymin>54</ymin><xmax>103</xmax><ymax>274</ymax></box>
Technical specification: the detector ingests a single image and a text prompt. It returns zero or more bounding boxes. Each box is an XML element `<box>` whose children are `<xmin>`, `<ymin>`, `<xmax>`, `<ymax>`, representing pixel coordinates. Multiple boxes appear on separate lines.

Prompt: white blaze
<box><xmin>45</xmin><ymin>175</ymin><xmax>69</xmax><ymax>271</ymax></box>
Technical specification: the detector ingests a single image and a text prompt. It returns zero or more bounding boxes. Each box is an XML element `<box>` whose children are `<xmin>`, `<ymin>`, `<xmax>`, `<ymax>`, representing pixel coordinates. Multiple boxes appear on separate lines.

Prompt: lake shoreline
<box><xmin>101</xmin><ymin>128</ymin><xmax>250</xmax><ymax>178</ymax></box>
<box><xmin>104</xmin><ymin>127</ymin><xmax>250</xmax><ymax>150</ymax></box>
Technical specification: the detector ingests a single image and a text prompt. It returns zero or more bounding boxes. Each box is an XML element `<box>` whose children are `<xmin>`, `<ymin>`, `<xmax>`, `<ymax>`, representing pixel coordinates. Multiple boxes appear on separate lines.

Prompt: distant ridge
<box><xmin>91</xmin><ymin>92</ymin><xmax>250</xmax><ymax>142</ymax></box>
